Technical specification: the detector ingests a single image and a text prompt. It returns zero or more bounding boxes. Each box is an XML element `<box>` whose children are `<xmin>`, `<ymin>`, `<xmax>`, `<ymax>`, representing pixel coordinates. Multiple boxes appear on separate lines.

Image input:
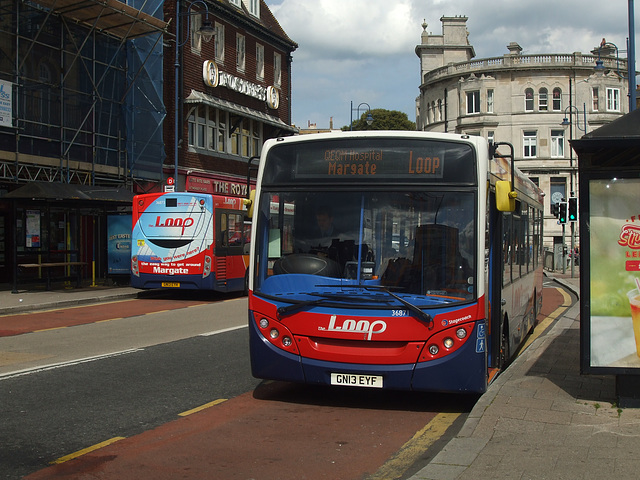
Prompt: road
<box><xmin>0</xmin><ymin>282</ymin><xmax>571</xmax><ymax>479</ymax></box>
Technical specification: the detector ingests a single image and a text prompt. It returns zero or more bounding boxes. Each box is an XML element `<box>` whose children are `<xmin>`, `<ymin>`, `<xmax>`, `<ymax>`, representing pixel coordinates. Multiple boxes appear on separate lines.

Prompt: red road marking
<box><xmin>0</xmin><ymin>299</ymin><xmax>208</xmax><ymax>337</ymax></box>
<box><xmin>25</xmin><ymin>383</ymin><xmax>439</xmax><ymax>480</ymax></box>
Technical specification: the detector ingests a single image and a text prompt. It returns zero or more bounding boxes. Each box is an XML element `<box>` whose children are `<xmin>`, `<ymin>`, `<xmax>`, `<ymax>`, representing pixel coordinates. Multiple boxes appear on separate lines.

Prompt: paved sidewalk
<box><xmin>0</xmin><ymin>283</ymin><xmax>141</xmax><ymax>316</ymax></box>
<box><xmin>409</xmin><ymin>274</ymin><xmax>640</xmax><ymax>480</ymax></box>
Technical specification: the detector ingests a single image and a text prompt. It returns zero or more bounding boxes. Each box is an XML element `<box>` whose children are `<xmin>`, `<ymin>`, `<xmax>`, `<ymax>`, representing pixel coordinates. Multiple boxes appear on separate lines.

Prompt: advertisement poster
<box><xmin>0</xmin><ymin>80</ymin><xmax>12</xmax><ymax>128</ymax></box>
<box><xmin>108</xmin><ymin>215</ymin><xmax>132</xmax><ymax>274</ymax></box>
<box><xmin>589</xmin><ymin>178</ymin><xmax>640</xmax><ymax>368</ymax></box>
<box><xmin>26</xmin><ymin>210</ymin><xmax>40</xmax><ymax>248</ymax></box>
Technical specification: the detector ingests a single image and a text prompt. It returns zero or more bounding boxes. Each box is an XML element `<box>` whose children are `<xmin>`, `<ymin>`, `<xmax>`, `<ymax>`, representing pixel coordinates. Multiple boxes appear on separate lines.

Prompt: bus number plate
<box><xmin>162</xmin><ymin>282</ymin><xmax>180</xmax><ymax>288</ymax></box>
<box><xmin>330</xmin><ymin>373</ymin><xmax>383</xmax><ymax>388</ymax></box>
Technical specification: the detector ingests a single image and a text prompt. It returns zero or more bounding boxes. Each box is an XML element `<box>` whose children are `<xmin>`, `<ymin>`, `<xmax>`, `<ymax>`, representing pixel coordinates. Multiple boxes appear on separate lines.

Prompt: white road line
<box><xmin>199</xmin><ymin>324</ymin><xmax>247</xmax><ymax>336</ymax></box>
<box><xmin>0</xmin><ymin>348</ymin><xmax>144</xmax><ymax>380</ymax></box>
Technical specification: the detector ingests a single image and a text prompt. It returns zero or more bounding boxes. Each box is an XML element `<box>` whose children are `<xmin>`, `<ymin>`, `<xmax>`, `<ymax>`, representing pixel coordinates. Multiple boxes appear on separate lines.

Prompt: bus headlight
<box><xmin>443</xmin><ymin>337</ymin><xmax>454</xmax><ymax>349</ymax></box>
<box><xmin>456</xmin><ymin>328</ymin><xmax>467</xmax><ymax>339</ymax></box>
<box><xmin>253</xmin><ymin>313</ymin><xmax>299</xmax><ymax>354</ymax></box>
<box><xmin>428</xmin><ymin>344</ymin><xmax>439</xmax><ymax>355</ymax></box>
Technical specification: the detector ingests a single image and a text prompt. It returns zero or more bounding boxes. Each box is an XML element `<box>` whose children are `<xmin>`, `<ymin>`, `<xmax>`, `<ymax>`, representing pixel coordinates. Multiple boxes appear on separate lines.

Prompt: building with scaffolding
<box><xmin>0</xmin><ymin>0</ymin><xmax>296</xmax><ymax>288</ymax></box>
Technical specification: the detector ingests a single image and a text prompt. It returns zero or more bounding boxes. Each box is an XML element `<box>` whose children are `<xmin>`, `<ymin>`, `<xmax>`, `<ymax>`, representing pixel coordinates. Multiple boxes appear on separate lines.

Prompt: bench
<box><xmin>17</xmin><ymin>262</ymin><xmax>87</xmax><ymax>290</ymax></box>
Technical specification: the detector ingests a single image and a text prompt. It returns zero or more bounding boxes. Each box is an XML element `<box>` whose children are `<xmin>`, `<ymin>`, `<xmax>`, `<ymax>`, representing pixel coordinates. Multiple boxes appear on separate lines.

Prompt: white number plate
<box><xmin>330</xmin><ymin>373</ymin><xmax>383</xmax><ymax>388</ymax></box>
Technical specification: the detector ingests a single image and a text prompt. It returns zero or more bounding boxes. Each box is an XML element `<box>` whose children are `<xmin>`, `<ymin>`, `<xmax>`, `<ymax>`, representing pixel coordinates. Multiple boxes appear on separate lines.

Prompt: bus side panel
<box><xmin>412</xmin><ymin>321</ymin><xmax>487</xmax><ymax>393</ymax></box>
<box><xmin>249</xmin><ymin>314</ymin><xmax>306</xmax><ymax>383</ymax></box>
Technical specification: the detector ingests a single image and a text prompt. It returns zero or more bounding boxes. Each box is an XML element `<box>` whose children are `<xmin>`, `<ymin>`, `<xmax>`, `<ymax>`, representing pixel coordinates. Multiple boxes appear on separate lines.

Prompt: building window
<box><xmin>539</xmin><ymin>88</ymin><xmax>548</xmax><ymax>111</ymax></box>
<box><xmin>437</xmin><ymin>99</ymin><xmax>443</xmax><ymax>121</ymax></box>
<box><xmin>525</xmin><ymin>88</ymin><xmax>534</xmax><ymax>112</ymax></box>
<box><xmin>188</xmin><ymin>106</ymin><xmax>262</xmax><ymax>158</ymax></box>
<box><xmin>523</xmin><ymin>130</ymin><xmax>537</xmax><ymax>158</ymax></box>
<box><xmin>236</xmin><ymin>34</ymin><xmax>245</xmax><ymax>72</ymax></box>
<box><xmin>244</xmin><ymin>0</ymin><xmax>260</xmax><ymax>17</ymax></box>
<box><xmin>552</xmin><ymin>88</ymin><xmax>562</xmax><ymax>111</ymax></box>
<box><xmin>551</xmin><ymin>130</ymin><xmax>564</xmax><ymax>158</ymax></box>
<box><xmin>592</xmin><ymin>87</ymin><xmax>599</xmax><ymax>111</ymax></box>
<box><xmin>550</xmin><ymin>177</ymin><xmax>566</xmax><ymax>205</ymax></box>
<box><xmin>606</xmin><ymin>88</ymin><xmax>620</xmax><ymax>111</ymax></box>
<box><xmin>466</xmin><ymin>90</ymin><xmax>480</xmax><ymax>114</ymax></box>
<box><xmin>487</xmin><ymin>89</ymin><xmax>494</xmax><ymax>113</ymax></box>
<box><xmin>190</xmin><ymin>15</ymin><xmax>203</xmax><ymax>53</ymax></box>
<box><xmin>229</xmin><ymin>0</ymin><xmax>240</xmax><ymax>6</ymax></box>
<box><xmin>256</xmin><ymin>43</ymin><xmax>265</xmax><ymax>80</ymax></box>
<box><xmin>274</xmin><ymin>52</ymin><xmax>282</xmax><ymax>87</ymax></box>
<box><xmin>215</xmin><ymin>23</ymin><xmax>225</xmax><ymax>63</ymax></box>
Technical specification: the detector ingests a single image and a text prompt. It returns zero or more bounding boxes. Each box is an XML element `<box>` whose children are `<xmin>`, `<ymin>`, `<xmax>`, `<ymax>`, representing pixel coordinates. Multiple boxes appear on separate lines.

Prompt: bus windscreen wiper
<box><xmin>276</xmin><ymin>291</ymin><xmax>389</xmax><ymax>318</ymax></box>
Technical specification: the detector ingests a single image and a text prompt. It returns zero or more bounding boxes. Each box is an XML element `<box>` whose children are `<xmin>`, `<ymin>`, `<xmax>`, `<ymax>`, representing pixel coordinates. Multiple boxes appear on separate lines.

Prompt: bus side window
<box><xmin>221</xmin><ymin>214</ymin><xmax>228</xmax><ymax>247</ymax></box>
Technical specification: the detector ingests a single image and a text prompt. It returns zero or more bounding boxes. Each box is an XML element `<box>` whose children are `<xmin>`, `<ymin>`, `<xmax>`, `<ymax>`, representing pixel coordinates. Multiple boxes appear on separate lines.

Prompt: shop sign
<box><xmin>202</xmin><ymin>60</ymin><xmax>279</xmax><ymax>109</ymax></box>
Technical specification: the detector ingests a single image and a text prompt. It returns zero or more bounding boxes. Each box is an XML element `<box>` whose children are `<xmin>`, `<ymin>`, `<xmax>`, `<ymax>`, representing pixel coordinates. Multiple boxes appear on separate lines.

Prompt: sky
<box><xmin>264</xmin><ymin>0</ymin><xmax>638</xmax><ymax>130</ymax></box>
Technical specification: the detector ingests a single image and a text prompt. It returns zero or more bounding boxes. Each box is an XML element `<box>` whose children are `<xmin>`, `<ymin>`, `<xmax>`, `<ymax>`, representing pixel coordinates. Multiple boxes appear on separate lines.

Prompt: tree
<box><xmin>343</xmin><ymin>108</ymin><xmax>416</xmax><ymax>131</ymax></box>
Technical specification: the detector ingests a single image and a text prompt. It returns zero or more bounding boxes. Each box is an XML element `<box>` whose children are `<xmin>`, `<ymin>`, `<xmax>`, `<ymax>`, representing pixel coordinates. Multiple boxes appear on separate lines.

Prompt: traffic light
<box><xmin>551</xmin><ymin>202</ymin><xmax>559</xmax><ymax>217</ymax></box>
<box><xmin>558</xmin><ymin>202</ymin><xmax>568</xmax><ymax>224</ymax></box>
<box><xmin>568</xmin><ymin>197</ymin><xmax>577</xmax><ymax>222</ymax></box>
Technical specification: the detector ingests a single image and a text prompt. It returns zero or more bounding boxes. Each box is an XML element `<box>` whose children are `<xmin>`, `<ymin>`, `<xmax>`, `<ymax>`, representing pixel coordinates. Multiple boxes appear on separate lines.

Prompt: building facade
<box><xmin>415</xmin><ymin>16</ymin><xmax>629</xmax><ymax>256</ymax></box>
<box><xmin>0</xmin><ymin>0</ymin><xmax>296</xmax><ymax>287</ymax></box>
<box><xmin>161</xmin><ymin>0</ymin><xmax>297</xmax><ymax>197</ymax></box>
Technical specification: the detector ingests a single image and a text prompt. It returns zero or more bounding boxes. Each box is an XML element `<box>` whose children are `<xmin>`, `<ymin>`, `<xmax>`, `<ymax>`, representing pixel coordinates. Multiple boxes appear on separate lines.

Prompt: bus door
<box><xmin>487</xmin><ymin>191</ymin><xmax>505</xmax><ymax>368</ymax></box>
<box><xmin>216</xmin><ymin>209</ymin><xmax>247</xmax><ymax>289</ymax></box>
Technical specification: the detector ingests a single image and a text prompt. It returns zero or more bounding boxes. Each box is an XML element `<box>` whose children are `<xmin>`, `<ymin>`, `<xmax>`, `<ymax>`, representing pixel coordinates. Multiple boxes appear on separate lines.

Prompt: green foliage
<box><xmin>343</xmin><ymin>108</ymin><xmax>416</xmax><ymax>131</ymax></box>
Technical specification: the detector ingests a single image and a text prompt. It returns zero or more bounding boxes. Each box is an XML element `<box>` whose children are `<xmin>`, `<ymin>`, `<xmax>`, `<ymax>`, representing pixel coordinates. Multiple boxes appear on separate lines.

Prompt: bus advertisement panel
<box><xmin>131</xmin><ymin>192</ymin><xmax>248</xmax><ymax>292</ymax></box>
<box><xmin>247</xmin><ymin>132</ymin><xmax>543</xmax><ymax>394</ymax></box>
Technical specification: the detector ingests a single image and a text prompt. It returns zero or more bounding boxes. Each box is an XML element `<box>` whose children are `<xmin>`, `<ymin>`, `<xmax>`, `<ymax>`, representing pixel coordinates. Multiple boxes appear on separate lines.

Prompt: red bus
<box><xmin>131</xmin><ymin>192</ymin><xmax>249</xmax><ymax>292</ymax></box>
<box><xmin>247</xmin><ymin>132</ymin><xmax>543</xmax><ymax>393</ymax></box>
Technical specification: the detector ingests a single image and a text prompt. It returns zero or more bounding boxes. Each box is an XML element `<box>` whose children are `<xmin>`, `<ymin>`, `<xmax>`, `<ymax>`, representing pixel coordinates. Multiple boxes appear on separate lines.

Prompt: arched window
<box><xmin>552</xmin><ymin>88</ymin><xmax>562</xmax><ymax>111</ymax></box>
<box><xmin>525</xmin><ymin>88</ymin><xmax>534</xmax><ymax>112</ymax></box>
<box><xmin>539</xmin><ymin>88</ymin><xmax>548</xmax><ymax>111</ymax></box>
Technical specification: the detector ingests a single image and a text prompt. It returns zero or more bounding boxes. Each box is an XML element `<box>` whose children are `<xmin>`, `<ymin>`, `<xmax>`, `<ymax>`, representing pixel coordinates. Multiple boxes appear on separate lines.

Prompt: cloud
<box><xmin>269</xmin><ymin>0</ymin><xmax>418</xmax><ymax>61</ymax></box>
<box><xmin>264</xmin><ymin>0</ymin><xmax>637</xmax><ymax>129</ymax></box>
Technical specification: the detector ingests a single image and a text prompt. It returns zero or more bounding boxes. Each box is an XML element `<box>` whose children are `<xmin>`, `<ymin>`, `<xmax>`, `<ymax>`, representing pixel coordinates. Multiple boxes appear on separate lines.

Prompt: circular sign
<box><xmin>167</xmin><ymin>177</ymin><xmax>175</xmax><ymax>185</ymax></box>
<box><xmin>266</xmin><ymin>86</ymin><xmax>280</xmax><ymax>110</ymax></box>
<box><xmin>202</xmin><ymin>60</ymin><xmax>219</xmax><ymax>88</ymax></box>
<box><xmin>551</xmin><ymin>191</ymin><xmax>563</xmax><ymax>204</ymax></box>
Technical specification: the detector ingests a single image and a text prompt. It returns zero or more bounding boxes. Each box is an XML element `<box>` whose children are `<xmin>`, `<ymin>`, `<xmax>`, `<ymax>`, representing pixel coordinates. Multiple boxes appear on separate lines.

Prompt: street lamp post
<box><xmin>174</xmin><ymin>0</ymin><xmax>215</xmax><ymax>190</ymax></box>
<box><xmin>350</xmin><ymin>101</ymin><xmax>373</xmax><ymax>131</ymax></box>
<box><xmin>560</xmin><ymin>103</ymin><xmax>587</xmax><ymax>278</ymax></box>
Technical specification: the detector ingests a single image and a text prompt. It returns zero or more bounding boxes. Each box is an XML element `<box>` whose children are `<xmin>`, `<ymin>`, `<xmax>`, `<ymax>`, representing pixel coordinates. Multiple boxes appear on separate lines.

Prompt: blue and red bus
<box><xmin>131</xmin><ymin>192</ymin><xmax>249</xmax><ymax>292</ymax></box>
<box><xmin>247</xmin><ymin>131</ymin><xmax>543</xmax><ymax>393</ymax></box>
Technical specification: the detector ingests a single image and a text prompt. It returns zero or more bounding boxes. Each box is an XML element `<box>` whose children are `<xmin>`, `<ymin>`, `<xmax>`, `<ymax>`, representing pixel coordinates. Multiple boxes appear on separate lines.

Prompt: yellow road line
<box><xmin>369</xmin><ymin>412</ymin><xmax>461</xmax><ymax>480</ymax></box>
<box><xmin>51</xmin><ymin>437</ymin><xmax>126</xmax><ymax>465</ymax></box>
<box><xmin>522</xmin><ymin>287</ymin><xmax>572</xmax><ymax>350</ymax></box>
<box><xmin>179</xmin><ymin>398</ymin><xmax>227</xmax><ymax>417</ymax></box>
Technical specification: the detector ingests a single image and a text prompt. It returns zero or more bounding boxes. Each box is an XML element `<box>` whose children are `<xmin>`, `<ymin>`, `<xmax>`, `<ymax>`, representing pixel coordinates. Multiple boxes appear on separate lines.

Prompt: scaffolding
<box><xmin>0</xmin><ymin>0</ymin><xmax>169</xmax><ymax>188</ymax></box>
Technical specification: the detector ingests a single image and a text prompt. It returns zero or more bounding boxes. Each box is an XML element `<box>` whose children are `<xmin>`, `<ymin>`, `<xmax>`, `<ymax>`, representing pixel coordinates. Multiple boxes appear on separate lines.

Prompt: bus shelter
<box><xmin>572</xmin><ymin>108</ymin><xmax>640</xmax><ymax>407</ymax></box>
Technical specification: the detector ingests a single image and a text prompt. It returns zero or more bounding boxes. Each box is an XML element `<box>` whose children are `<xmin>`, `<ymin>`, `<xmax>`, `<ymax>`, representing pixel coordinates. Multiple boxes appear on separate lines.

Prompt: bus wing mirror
<box><xmin>496</xmin><ymin>180</ymin><xmax>517</xmax><ymax>212</ymax></box>
<box><xmin>244</xmin><ymin>189</ymin><xmax>256</xmax><ymax>218</ymax></box>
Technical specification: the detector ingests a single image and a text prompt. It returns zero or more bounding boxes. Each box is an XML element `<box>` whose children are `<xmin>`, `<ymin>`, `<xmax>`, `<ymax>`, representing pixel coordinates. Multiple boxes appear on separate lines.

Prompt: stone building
<box><xmin>415</xmin><ymin>16</ymin><xmax>629</xmax><ymax>254</ymax></box>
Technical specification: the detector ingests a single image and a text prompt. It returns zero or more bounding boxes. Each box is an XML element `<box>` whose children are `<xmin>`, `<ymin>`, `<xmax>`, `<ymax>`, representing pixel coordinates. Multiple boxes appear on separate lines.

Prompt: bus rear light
<box><xmin>203</xmin><ymin>255</ymin><xmax>212</xmax><ymax>278</ymax></box>
<box><xmin>131</xmin><ymin>256</ymin><xmax>139</xmax><ymax>276</ymax></box>
<box><xmin>254</xmin><ymin>313</ymin><xmax>299</xmax><ymax>354</ymax></box>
